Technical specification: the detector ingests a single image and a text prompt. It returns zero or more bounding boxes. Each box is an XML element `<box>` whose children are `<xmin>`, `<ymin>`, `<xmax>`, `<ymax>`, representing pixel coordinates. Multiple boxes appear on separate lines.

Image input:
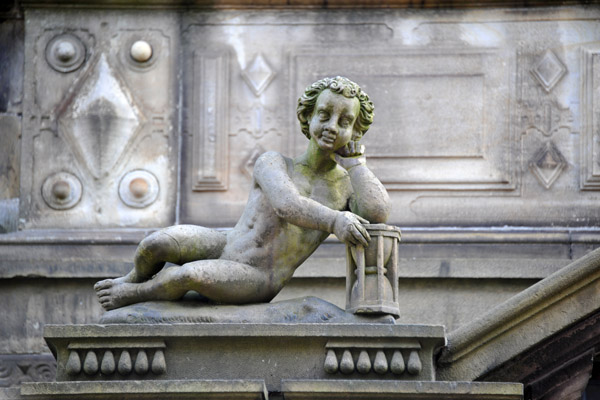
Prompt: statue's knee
<box><xmin>137</xmin><ymin>231</ymin><xmax>180</xmax><ymax>263</ymax></box>
<box><xmin>177</xmin><ymin>265</ymin><xmax>201</xmax><ymax>286</ymax></box>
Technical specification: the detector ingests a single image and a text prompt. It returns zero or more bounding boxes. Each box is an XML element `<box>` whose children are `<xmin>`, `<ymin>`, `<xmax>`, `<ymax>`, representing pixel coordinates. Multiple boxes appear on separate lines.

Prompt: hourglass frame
<box><xmin>345</xmin><ymin>224</ymin><xmax>401</xmax><ymax>317</ymax></box>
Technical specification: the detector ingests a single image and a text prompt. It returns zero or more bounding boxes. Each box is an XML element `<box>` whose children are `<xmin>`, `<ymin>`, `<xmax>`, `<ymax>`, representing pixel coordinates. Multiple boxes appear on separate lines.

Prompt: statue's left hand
<box><xmin>334</xmin><ymin>141</ymin><xmax>366</xmax><ymax>170</ymax></box>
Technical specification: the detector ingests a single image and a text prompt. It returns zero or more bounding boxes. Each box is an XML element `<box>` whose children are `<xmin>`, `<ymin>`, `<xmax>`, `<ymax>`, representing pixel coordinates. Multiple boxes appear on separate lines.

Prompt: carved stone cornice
<box><xmin>18</xmin><ymin>0</ymin><xmax>594</xmax><ymax>9</ymax></box>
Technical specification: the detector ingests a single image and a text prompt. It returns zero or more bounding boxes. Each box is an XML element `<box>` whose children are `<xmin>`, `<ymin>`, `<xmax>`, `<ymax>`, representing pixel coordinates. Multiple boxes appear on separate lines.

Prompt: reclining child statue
<box><xmin>95</xmin><ymin>76</ymin><xmax>391</xmax><ymax>312</ymax></box>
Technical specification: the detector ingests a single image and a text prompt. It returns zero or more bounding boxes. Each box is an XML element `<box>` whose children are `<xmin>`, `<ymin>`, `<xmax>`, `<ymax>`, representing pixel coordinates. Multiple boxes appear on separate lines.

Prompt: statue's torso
<box><xmin>220</xmin><ymin>154</ymin><xmax>352</xmax><ymax>286</ymax></box>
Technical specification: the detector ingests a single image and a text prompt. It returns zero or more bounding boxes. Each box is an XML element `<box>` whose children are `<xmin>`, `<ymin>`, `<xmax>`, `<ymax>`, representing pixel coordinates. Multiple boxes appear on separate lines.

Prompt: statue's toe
<box><xmin>94</xmin><ymin>279</ymin><xmax>112</xmax><ymax>291</ymax></box>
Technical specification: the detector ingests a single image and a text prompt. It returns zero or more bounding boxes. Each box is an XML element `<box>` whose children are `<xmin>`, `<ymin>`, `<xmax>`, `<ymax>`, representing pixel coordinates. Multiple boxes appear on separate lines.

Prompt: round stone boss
<box><xmin>124</xmin><ymin>37</ymin><xmax>158</xmax><ymax>70</ymax></box>
<box><xmin>45</xmin><ymin>33</ymin><xmax>86</xmax><ymax>73</ymax></box>
<box><xmin>42</xmin><ymin>172</ymin><xmax>83</xmax><ymax>210</ymax></box>
<box><xmin>118</xmin><ymin>170</ymin><xmax>159</xmax><ymax>208</ymax></box>
<box><xmin>130</xmin><ymin>40</ymin><xmax>153</xmax><ymax>63</ymax></box>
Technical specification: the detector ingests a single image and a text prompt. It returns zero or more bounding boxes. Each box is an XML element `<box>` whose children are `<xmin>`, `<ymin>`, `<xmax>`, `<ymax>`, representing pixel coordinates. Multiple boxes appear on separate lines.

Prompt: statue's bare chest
<box><xmin>291</xmin><ymin>168</ymin><xmax>350</xmax><ymax>212</ymax></box>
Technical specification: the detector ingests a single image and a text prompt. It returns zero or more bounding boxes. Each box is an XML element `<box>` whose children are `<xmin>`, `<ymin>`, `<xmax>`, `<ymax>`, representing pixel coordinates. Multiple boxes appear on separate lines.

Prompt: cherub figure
<box><xmin>95</xmin><ymin>76</ymin><xmax>390</xmax><ymax>310</ymax></box>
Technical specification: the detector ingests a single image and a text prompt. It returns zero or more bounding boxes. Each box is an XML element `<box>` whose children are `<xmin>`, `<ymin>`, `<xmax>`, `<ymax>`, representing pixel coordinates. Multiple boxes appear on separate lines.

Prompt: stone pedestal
<box><xmin>16</xmin><ymin>321</ymin><xmax>523</xmax><ymax>399</ymax></box>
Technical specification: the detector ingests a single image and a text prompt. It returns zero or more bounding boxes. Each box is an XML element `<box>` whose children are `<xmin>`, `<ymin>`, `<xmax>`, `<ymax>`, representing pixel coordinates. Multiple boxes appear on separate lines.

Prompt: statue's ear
<box><xmin>352</xmin><ymin>128</ymin><xmax>363</xmax><ymax>142</ymax></box>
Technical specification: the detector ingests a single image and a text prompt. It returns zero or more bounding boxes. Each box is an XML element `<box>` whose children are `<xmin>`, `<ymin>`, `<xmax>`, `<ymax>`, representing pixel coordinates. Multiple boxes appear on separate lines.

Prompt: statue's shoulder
<box><xmin>255</xmin><ymin>151</ymin><xmax>293</xmax><ymax>171</ymax></box>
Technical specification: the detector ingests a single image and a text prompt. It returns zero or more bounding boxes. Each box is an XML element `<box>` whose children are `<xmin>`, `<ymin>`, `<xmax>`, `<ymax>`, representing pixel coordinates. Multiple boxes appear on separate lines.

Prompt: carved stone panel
<box><xmin>289</xmin><ymin>48</ymin><xmax>514</xmax><ymax>192</ymax></box>
<box><xmin>0</xmin><ymin>354</ymin><xmax>56</xmax><ymax>387</ymax></box>
<box><xmin>21</xmin><ymin>10</ymin><xmax>178</xmax><ymax>228</ymax></box>
<box><xmin>179</xmin><ymin>10</ymin><xmax>600</xmax><ymax>226</ymax></box>
<box><xmin>190</xmin><ymin>50</ymin><xmax>230</xmax><ymax>191</ymax></box>
<box><xmin>581</xmin><ymin>45</ymin><xmax>600</xmax><ymax>190</ymax></box>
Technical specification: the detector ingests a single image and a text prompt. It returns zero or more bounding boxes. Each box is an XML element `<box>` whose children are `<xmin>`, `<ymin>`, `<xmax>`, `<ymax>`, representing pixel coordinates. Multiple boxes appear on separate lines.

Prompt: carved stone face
<box><xmin>308</xmin><ymin>89</ymin><xmax>360</xmax><ymax>152</ymax></box>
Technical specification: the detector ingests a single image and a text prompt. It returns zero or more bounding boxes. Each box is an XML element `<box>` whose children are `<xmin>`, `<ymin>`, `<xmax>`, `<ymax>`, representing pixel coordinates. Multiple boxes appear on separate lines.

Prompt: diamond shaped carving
<box><xmin>242</xmin><ymin>54</ymin><xmax>276</xmax><ymax>97</ymax></box>
<box><xmin>529</xmin><ymin>141</ymin><xmax>567</xmax><ymax>189</ymax></box>
<box><xmin>58</xmin><ymin>54</ymin><xmax>144</xmax><ymax>178</ymax></box>
<box><xmin>531</xmin><ymin>50</ymin><xmax>567</xmax><ymax>93</ymax></box>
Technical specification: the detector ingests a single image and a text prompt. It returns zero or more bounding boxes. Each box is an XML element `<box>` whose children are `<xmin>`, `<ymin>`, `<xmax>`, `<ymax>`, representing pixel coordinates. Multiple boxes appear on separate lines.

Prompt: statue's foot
<box><xmin>94</xmin><ymin>280</ymin><xmax>143</xmax><ymax>311</ymax></box>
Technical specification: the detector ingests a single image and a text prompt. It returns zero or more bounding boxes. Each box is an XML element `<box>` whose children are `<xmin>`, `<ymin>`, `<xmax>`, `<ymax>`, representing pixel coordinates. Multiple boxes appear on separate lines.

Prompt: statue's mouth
<box><xmin>321</xmin><ymin>131</ymin><xmax>336</xmax><ymax>145</ymax></box>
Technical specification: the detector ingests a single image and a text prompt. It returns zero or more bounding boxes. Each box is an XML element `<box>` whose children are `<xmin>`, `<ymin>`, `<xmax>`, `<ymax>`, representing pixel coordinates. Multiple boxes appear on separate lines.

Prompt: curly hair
<box><xmin>296</xmin><ymin>76</ymin><xmax>374</xmax><ymax>140</ymax></box>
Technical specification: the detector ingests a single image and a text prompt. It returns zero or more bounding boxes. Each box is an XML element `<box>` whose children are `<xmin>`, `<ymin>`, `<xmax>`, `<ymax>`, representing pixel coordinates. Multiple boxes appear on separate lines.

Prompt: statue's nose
<box><xmin>325</xmin><ymin>121</ymin><xmax>338</xmax><ymax>134</ymax></box>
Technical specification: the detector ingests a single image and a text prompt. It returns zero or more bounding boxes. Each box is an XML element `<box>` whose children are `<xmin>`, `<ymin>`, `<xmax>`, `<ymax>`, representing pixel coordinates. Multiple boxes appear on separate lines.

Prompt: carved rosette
<box><xmin>41</xmin><ymin>172</ymin><xmax>83</xmax><ymax>210</ymax></box>
<box><xmin>45</xmin><ymin>33</ymin><xmax>86</xmax><ymax>73</ymax></box>
<box><xmin>118</xmin><ymin>170</ymin><xmax>160</xmax><ymax>208</ymax></box>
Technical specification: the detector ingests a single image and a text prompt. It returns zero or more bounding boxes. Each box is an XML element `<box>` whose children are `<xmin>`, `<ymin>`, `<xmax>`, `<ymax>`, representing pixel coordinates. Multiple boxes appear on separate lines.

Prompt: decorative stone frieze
<box><xmin>323</xmin><ymin>339</ymin><xmax>422</xmax><ymax>376</ymax></box>
<box><xmin>62</xmin><ymin>341</ymin><xmax>166</xmax><ymax>378</ymax></box>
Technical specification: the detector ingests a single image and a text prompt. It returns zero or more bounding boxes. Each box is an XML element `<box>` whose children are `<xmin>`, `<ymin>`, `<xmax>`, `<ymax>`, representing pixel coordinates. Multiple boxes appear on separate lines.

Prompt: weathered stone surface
<box><xmin>0</xmin><ymin>18</ymin><xmax>23</xmax><ymax>114</ymax></box>
<box><xmin>0</xmin><ymin>355</ymin><xmax>56</xmax><ymax>388</ymax></box>
<box><xmin>1</xmin><ymin>229</ymin><xmax>598</xmax><ymax>354</ymax></box>
<box><xmin>280</xmin><ymin>380</ymin><xmax>523</xmax><ymax>399</ymax></box>
<box><xmin>98</xmin><ymin>296</ymin><xmax>395</xmax><ymax>324</ymax></box>
<box><xmin>0</xmin><ymin>115</ymin><xmax>20</xmax><ymax>203</ymax></box>
<box><xmin>176</xmin><ymin>7</ymin><xmax>600</xmax><ymax>228</ymax></box>
<box><xmin>44</xmin><ymin>323</ymin><xmax>445</xmax><ymax>390</ymax></box>
<box><xmin>20</xmin><ymin>9</ymin><xmax>178</xmax><ymax>229</ymax></box>
<box><xmin>0</xmin><ymin>278</ymin><xmax>103</xmax><ymax>354</ymax></box>
<box><xmin>15</xmin><ymin>0</ymin><xmax>586</xmax><ymax>8</ymax></box>
<box><xmin>20</xmin><ymin>379</ymin><xmax>268</xmax><ymax>399</ymax></box>
<box><xmin>437</xmin><ymin>246</ymin><xmax>600</xmax><ymax>382</ymax></box>
<box><xmin>2</xmin><ymin>9</ymin><xmax>600</xmax><ymax>400</ymax></box>
<box><xmin>481</xmin><ymin>308</ymin><xmax>600</xmax><ymax>400</ymax></box>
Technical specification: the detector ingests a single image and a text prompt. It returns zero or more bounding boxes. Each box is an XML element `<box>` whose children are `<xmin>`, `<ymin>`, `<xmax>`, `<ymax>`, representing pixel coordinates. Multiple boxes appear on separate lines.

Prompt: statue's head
<box><xmin>297</xmin><ymin>76</ymin><xmax>374</xmax><ymax>141</ymax></box>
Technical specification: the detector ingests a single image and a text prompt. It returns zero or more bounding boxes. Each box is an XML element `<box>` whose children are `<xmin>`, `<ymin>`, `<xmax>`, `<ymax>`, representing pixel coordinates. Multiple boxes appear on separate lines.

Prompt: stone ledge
<box><xmin>437</xmin><ymin>246</ymin><xmax>600</xmax><ymax>381</ymax></box>
<box><xmin>20</xmin><ymin>379</ymin><xmax>267</xmax><ymax>399</ymax></box>
<box><xmin>281</xmin><ymin>380</ymin><xmax>523</xmax><ymax>399</ymax></box>
<box><xmin>2</xmin><ymin>228</ymin><xmax>598</xmax><ymax>279</ymax></box>
<box><xmin>44</xmin><ymin>323</ymin><xmax>445</xmax><ymax>339</ymax></box>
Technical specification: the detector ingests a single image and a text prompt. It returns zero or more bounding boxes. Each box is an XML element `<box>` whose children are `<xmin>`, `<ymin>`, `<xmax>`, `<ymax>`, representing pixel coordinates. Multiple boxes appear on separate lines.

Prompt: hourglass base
<box><xmin>347</xmin><ymin>301</ymin><xmax>400</xmax><ymax>317</ymax></box>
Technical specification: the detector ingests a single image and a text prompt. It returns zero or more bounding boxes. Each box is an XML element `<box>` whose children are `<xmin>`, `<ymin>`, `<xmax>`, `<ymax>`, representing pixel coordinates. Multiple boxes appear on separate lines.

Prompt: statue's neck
<box><xmin>299</xmin><ymin>139</ymin><xmax>337</xmax><ymax>172</ymax></box>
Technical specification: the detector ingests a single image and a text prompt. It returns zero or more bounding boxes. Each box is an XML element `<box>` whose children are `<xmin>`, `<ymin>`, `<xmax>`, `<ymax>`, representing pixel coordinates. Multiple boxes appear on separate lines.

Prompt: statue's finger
<box><xmin>358</xmin><ymin>144</ymin><xmax>365</xmax><ymax>155</ymax></box>
<box><xmin>356</xmin><ymin>224</ymin><xmax>371</xmax><ymax>243</ymax></box>
<box><xmin>345</xmin><ymin>235</ymin><xmax>358</xmax><ymax>247</ymax></box>
<box><xmin>351</xmin><ymin>226</ymin><xmax>369</xmax><ymax>247</ymax></box>
<box><xmin>354</xmin><ymin>214</ymin><xmax>370</xmax><ymax>224</ymax></box>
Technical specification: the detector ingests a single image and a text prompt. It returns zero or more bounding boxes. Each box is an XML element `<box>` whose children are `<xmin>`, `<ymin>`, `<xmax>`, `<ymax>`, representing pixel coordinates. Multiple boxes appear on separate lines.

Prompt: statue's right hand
<box><xmin>333</xmin><ymin>212</ymin><xmax>371</xmax><ymax>247</ymax></box>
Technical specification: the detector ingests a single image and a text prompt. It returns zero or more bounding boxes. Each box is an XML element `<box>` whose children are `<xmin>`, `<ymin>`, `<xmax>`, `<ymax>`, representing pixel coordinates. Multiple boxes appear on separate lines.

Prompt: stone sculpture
<box><xmin>95</xmin><ymin>76</ymin><xmax>390</xmax><ymax>310</ymax></box>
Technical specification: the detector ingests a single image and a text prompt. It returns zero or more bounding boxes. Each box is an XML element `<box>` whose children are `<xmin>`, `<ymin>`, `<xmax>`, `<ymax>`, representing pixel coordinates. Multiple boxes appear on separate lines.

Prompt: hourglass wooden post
<box><xmin>346</xmin><ymin>224</ymin><xmax>401</xmax><ymax>317</ymax></box>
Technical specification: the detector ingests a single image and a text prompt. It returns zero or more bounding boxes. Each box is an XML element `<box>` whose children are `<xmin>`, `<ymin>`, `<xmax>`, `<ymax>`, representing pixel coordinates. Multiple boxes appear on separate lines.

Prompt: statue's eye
<box><xmin>339</xmin><ymin>117</ymin><xmax>351</xmax><ymax>127</ymax></box>
<box><xmin>318</xmin><ymin>111</ymin><xmax>329</xmax><ymax>121</ymax></box>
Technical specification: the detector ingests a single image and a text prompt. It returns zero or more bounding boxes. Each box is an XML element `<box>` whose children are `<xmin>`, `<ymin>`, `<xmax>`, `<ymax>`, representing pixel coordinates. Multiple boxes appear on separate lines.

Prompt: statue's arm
<box><xmin>254</xmin><ymin>151</ymin><xmax>370</xmax><ymax>246</ymax></box>
<box><xmin>336</xmin><ymin>144</ymin><xmax>391</xmax><ymax>224</ymax></box>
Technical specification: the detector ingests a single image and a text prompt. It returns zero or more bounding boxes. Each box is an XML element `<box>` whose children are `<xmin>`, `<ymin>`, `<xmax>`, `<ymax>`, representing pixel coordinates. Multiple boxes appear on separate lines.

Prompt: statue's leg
<box><xmin>95</xmin><ymin>225</ymin><xmax>226</xmax><ymax>307</ymax></box>
<box><xmin>132</xmin><ymin>224</ymin><xmax>227</xmax><ymax>282</ymax></box>
<box><xmin>96</xmin><ymin>260</ymin><xmax>274</xmax><ymax>310</ymax></box>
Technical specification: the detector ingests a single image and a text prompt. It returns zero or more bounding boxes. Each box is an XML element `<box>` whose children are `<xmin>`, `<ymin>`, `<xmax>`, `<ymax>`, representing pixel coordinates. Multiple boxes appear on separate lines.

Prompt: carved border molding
<box><xmin>580</xmin><ymin>46</ymin><xmax>600</xmax><ymax>190</ymax></box>
<box><xmin>191</xmin><ymin>50</ymin><xmax>230</xmax><ymax>191</ymax></box>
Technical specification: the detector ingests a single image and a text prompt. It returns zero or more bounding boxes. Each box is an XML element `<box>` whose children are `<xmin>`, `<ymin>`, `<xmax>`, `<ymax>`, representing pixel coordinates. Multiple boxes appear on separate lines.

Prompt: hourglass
<box><xmin>346</xmin><ymin>224</ymin><xmax>401</xmax><ymax>317</ymax></box>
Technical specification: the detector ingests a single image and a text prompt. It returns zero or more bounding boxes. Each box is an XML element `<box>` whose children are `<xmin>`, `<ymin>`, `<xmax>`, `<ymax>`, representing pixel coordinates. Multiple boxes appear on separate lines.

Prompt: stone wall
<box><xmin>0</xmin><ymin>0</ymin><xmax>599</xmax><ymax>386</ymax></box>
